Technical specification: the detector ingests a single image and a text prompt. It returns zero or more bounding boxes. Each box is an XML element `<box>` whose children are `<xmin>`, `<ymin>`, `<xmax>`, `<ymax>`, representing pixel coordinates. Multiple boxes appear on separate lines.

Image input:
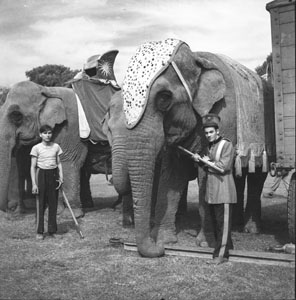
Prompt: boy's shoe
<box><xmin>263</xmin><ymin>192</ymin><xmax>274</xmax><ymax>198</ymax></box>
<box><xmin>36</xmin><ymin>234</ymin><xmax>44</xmax><ymax>240</ymax></box>
<box><xmin>48</xmin><ymin>233</ymin><xmax>56</xmax><ymax>238</ymax></box>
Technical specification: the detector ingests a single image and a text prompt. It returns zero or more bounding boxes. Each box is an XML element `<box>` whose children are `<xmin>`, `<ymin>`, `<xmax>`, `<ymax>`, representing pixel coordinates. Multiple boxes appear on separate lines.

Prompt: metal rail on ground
<box><xmin>123</xmin><ymin>242</ymin><xmax>295</xmax><ymax>267</ymax></box>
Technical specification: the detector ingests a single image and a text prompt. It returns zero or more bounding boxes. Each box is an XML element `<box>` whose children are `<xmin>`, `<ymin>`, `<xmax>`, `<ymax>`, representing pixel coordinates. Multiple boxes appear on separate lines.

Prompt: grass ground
<box><xmin>0</xmin><ymin>174</ymin><xmax>294</xmax><ymax>300</ymax></box>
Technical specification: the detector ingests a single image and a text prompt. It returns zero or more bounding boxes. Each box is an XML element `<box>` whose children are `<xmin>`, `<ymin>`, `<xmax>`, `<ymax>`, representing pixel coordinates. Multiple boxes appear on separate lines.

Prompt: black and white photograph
<box><xmin>0</xmin><ymin>0</ymin><xmax>295</xmax><ymax>299</ymax></box>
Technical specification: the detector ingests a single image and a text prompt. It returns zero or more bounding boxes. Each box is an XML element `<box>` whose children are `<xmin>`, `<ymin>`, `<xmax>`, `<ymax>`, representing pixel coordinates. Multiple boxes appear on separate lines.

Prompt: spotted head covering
<box><xmin>122</xmin><ymin>38</ymin><xmax>186</xmax><ymax>129</ymax></box>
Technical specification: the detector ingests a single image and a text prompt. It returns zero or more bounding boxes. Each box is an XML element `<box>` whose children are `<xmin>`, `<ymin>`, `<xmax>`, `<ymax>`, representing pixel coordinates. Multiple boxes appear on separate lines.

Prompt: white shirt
<box><xmin>30</xmin><ymin>143</ymin><xmax>63</xmax><ymax>170</ymax></box>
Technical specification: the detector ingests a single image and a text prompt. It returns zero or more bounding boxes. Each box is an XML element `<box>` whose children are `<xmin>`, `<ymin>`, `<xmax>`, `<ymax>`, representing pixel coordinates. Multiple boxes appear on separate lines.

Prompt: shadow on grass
<box><xmin>57</xmin><ymin>220</ymin><xmax>78</xmax><ymax>234</ymax></box>
<box><xmin>83</xmin><ymin>195</ymin><xmax>119</xmax><ymax>213</ymax></box>
<box><xmin>175</xmin><ymin>198</ymin><xmax>290</xmax><ymax>248</ymax></box>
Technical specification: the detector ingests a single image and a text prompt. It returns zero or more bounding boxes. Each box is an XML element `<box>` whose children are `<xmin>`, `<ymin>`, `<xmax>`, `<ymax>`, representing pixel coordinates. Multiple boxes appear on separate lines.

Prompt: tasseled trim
<box><xmin>248</xmin><ymin>150</ymin><xmax>255</xmax><ymax>173</ymax></box>
<box><xmin>262</xmin><ymin>149</ymin><xmax>268</xmax><ymax>173</ymax></box>
<box><xmin>235</xmin><ymin>155</ymin><xmax>242</xmax><ymax>177</ymax></box>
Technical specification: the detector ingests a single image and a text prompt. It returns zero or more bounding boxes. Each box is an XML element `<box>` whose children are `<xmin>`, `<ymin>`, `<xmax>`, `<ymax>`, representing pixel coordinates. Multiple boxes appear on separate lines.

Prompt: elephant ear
<box><xmin>192</xmin><ymin>53</ymin><xmax>226</xmax><ymax>117</ymax></box>
<box><xmin>39</xmin><ymin>90</ymin><xmax>66</xmax><ymax>128</ymax></box>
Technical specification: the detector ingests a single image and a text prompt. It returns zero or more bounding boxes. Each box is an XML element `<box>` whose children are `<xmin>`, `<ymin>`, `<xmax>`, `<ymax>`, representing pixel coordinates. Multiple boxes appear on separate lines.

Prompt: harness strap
<box><xmin>215</xmin><ymin>139</ymin><xmax>226</xmax><ymax>162</ymax></box>
<box><xmin>171</xmin><ymin>61</ymin><xmax>193</xmax><ymax>102</ymax></box>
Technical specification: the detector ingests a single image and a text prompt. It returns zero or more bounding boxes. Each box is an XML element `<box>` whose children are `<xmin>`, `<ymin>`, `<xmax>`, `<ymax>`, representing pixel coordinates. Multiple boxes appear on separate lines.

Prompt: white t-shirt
<box><xmin>30</xmin><ymin>142</ymin><xmax>63</xmax><ymax>170</ymax></box>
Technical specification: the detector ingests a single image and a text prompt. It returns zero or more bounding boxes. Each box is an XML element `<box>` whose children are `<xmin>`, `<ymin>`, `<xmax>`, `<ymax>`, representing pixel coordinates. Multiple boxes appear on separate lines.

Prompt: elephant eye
<box><xmin>156</xmin><ymin>91</ymin><xmax>173</xmax><ymax>112</ymax></box>
<box><xmin>9</xmin><ymin>110</ymin><xmax>23</xmax><ymax>126</ymax></box>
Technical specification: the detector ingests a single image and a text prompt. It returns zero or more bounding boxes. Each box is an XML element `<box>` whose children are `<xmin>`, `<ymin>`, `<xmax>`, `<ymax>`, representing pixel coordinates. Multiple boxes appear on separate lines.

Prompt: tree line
<box><xmin>0</xmin><ymin>54</ymin><xmax>272</xmax><ymax>98</ymax></box>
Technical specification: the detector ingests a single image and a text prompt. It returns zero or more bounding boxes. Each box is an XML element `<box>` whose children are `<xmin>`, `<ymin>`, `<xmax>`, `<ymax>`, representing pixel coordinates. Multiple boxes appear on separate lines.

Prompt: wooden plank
<box><xmin>266</xmin><ymin>0</ymin><xmax>296</xmax><ymax>11</ymax></box>
<box><xmin>284</xmin><ymin>137</ymin><xmax>295</xmax><ymax>151</ymax></box>
<box><xmin>284</xmin><ymin>116</ymin><xmax>296</xmax><ymax>129</ymax></box>
<box><xmin>283</xmin><ymin>82</ymin><xmax>296</xmax><ymax>94</ymax></box>
<box><xmin>282</xmin><ymin>46</ymin><xmax>296</xmax><ymax>69</ymax></box>
<box><xmin>282</xmin><ymin>69</ymin><xmax>295</xmax><ymax>84</ymax></box>
<box><xmin>278</xmin><ymin>1</ymin><xmax>296</xmax><ymax>13</ymax></box>
<box><xmin>279</xmin><ymin>10</ymin><xmax>295</xmax><ymax>24</ymax></box>
<box><xmin>279</xmin><ymin>23</ymin><xmax>295</xmax><ymax>47</ymax></box>
<box><xmin>283</xmin><ymin>98</ymin><xmax>295</xmax><ymax>117</ymax></box>
<box><xmin>123</xmin><ymin>242</ymin><xmax>295</xmax><ymax>267</ymax></box>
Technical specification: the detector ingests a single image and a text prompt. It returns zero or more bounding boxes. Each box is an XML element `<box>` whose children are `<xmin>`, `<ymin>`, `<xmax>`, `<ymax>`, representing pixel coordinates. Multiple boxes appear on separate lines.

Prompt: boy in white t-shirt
<box><xmin>30</xmin><ymin>125</ymin><xmax>63</xmax><ymax>240</ymax></box>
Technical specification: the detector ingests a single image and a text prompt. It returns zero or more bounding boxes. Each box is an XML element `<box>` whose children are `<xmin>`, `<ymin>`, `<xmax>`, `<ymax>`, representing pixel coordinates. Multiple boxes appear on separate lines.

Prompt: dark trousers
<box><xmin>36</xmin><ymin>168</ymin><xmax>59</xmax><ymax>234</ymax></box>
<box><xmin>209</xmin><ymin>203</ymin><xmax>233</xmax><ymax>258</ymax></box>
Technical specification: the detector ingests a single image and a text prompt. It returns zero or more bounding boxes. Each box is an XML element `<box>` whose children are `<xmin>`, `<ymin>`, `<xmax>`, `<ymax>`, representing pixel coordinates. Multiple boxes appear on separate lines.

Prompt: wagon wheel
<box><xmin>287</xmin><ymin>172</ymin><xmax>295</xmax><ymax>244</ymax></box>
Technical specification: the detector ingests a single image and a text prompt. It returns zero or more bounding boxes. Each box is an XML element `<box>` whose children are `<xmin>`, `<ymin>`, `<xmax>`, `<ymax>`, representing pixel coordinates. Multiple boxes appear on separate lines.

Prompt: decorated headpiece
<box><xmin>83</xmin><ymin>50</ymin><xmax>119</xmax><ymax>87</ymax></box>
<box><xmin>122</xmin><ymin>38</ymin><xmax>186</xmax><ymax>129</ymax></box>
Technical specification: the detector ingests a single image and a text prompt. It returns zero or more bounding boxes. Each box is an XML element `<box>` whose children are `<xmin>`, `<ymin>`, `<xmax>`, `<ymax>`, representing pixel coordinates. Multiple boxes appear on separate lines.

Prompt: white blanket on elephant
<box><xmin>123</xmin><ymin>38</ymin><xmax>183</xmax><ymax>128</ymax></box>
<box><xmin>74</xmin><ymin>92</ymin><xmax>91</xmax><ymax>139</ymax></box>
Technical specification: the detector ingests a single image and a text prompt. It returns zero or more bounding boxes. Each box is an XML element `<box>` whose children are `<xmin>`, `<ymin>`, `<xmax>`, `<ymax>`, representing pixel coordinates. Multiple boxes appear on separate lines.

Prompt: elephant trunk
<box><xmin>111</xmin><ymin>135</ymin><xmax>130</xmax><ymax>195</ymax></box>
<box><xmin>126</xmin><ymin>115</ymin><xmax>165</xmax><ymax>257</ymax></box>
<box><xmin>0</xmin><ymin>129</ymin><xmax>16</xmax><ymax>211</ymax></box>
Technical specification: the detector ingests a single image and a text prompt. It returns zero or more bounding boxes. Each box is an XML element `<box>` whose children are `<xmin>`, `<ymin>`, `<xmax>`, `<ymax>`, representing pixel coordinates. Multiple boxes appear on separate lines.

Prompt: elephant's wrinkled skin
<box><xmin>116</xmin><ymin>41</ymin><xmax>270</xmax><ymax>257</ymax></box>
<box><xmin>103</xmin><ymin>91</ymin><xmax>135</xmax><ymax>227</ymax></box>
<box><xmin>0</xmin><ymin>81</ymin><xmax>117</xmax><ymax>215</ymax></box>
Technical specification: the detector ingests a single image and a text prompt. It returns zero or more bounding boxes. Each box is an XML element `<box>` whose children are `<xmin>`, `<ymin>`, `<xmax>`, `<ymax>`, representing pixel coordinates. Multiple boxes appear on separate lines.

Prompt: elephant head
<box><xmin>122</xmin><ymin>39</ymin><xmax>230</xmax><ymax>257</ymax></box>
<box><xmin>0</xmin><ymin>81</ymin><xmax>67</xmax><ymax>211</ymax></box>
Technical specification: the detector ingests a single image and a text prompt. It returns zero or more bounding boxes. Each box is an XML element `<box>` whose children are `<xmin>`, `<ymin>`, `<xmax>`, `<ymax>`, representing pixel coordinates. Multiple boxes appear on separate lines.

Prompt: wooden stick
<box><xmin>61</xmin><ymin>189</ymin><xmax>84</xmax><ymax>239</ymax></box>
<box><xmin>177</xmin><ymin>145</ymin><xmax>224</xmax><ymax>173</ymax></box>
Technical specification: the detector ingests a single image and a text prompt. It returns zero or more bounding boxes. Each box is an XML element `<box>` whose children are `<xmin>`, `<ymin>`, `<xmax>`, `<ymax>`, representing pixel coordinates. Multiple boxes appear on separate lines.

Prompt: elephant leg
<box><xmin>122</xmin><ymin>193</ymin><xmax>134</xmax><ymax>228</ymax></box>
<box><xmin>7</xmin><ymin>156</ymin><xmax>23</xmax><ymax>213</ymax></box>
<box><xmin>151</xmin><ymin>153</ymin><xmax>188</xmax><ymax>245</ymax></box>
<box><xmin>244</xmin><ymin>168</ymin><xmax>267</xmax><ymax>233</ymax></box>
<box><xmin>80</xmin><ymin>165</ymin><xmax>94</xmax><ymax>208</ymax></box>
<box><xmin>196</xmin><ymin>166</ymin><xmax>215</xmax><ymax>248</ymax></box>
<box><xmin>59</xmin><ymin>161</ymin><xmax>84</xmax><ymax>218</ymax></box>
<box><xmin>176</xmin><ymin>183</ymin><xmax>188</xmax><ymax>218</ymax></box>
<box><xmin>232</xmin><ymin>167</ymin><xmax>248</xmax><ymax>231</ymax></box>
<box><xmin>112</xmin><ymin>194</ymin><xmax>123</xmax><ymax>209</ymax></box>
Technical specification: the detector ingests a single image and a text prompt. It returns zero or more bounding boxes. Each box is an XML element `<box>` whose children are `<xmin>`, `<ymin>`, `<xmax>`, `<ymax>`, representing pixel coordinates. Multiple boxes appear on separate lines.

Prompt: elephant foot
<box><xmin>81</xmin><ymin>200</ymin><xmax>94</xmax><ymax>209</ymax></box>
<box><xmin>244</xmin><ymin>221</ymin><xmax>261</xmax><ymax>234</ymax></box>
<box><xmin>196</xmin><ymin>230</ymin><xmax>215</xmax><ymax>248</ymax></box>
<box><xmin>122</xmin><ymin>216</ymin><xmax>134</xmax><ymax>228</ymax></box>
<box><xmin>151</xmin><ymin>227</ymin><xmax>178</xmax><ymax>245</ymax></box>
<box><xmin>137</xmin><ymin>237</ymin><xmax>165</xmax><ymax>258</ymax></box>
<box><xmin>14</xmin><ymin>204</ymin><xmax>26</xmax><ymax>214</ymax></box>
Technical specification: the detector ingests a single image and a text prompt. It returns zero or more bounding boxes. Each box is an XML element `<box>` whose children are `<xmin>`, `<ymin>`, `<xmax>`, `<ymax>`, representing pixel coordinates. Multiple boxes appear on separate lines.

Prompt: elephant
<box><xmin>110</xmin><ymin>38</ymin><xmax>274</xmax><ymax>257</ymax></box>
<box><xmin>1</xmin><ymin>88</ymin><xmax>35</xmax><ymax>212</ymax></box>
<box><xmin>0</xmin><ymin>80</ymin><xmax>119</xmax><ymax>215</ymax></box>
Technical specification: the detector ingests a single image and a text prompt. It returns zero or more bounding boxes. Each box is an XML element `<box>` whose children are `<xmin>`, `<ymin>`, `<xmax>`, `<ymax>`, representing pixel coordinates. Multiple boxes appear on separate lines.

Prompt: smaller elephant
<box><xmin>0</xmin><ymin>51</ymin><xmax>121</xmax><ymax>215</ymax></box>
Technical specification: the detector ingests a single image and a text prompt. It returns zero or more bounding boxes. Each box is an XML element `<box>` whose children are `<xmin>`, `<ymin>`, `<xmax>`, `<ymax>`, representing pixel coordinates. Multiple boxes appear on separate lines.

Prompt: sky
<box><xmin>0</xmin><ymin>0</ymin><xmax>273</xmax><ymax>87</ymax></box>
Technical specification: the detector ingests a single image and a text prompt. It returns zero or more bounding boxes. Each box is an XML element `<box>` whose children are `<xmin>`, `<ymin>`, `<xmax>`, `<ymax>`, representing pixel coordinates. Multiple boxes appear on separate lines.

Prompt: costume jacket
<box><xmin>205</xmin><ymin>137</ymin><xmax>237</xmax><ymax>204</ymax></box>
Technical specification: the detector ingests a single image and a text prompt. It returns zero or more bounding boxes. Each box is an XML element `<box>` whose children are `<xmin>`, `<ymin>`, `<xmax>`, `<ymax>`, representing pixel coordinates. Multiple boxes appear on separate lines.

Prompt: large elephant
<box><xmin>112</xmin><ymin>38</ymin><xmax>273</xmax><ymax>257</ymax></box>
<box><xmin>0</xmin><ymin>80</ymin><xmax>118</xmax><ymax>215</ymax></box>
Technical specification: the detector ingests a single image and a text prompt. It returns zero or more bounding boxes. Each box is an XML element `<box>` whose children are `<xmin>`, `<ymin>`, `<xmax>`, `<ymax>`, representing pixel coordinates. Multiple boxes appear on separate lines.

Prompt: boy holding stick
<box><xmin>30</xmin><ymin>125</ymin><xmax>63</xmax><ymax>240</ymax></box>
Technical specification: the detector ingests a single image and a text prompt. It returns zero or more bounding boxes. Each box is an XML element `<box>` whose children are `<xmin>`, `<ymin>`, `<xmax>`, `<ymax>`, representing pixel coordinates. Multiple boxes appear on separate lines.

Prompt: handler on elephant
<box><xmin>194</xmin><ymin>113</ymin><xmax>237</xmax><ymax>265</ymax></box>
